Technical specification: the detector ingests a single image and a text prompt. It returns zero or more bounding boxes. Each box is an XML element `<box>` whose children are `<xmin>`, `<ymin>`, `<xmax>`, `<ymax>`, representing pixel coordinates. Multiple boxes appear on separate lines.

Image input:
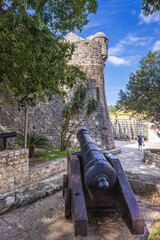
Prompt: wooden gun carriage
<box><xmin>0</xmin><ymin>132</ymin><xmax>17</xmax><ymax>150</ymax></box>
<box><xmin>63</xmin><ymin>129</ymin><xmax>144</xmax><ymax>237</ymax></box>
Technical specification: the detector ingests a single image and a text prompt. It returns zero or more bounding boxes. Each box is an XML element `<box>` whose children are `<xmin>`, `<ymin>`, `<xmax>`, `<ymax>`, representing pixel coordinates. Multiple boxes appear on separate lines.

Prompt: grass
<box><xmin>30</xmin><ymin>147</ymin><xmax>80</xmax><ymax>164</ymax></box>
<box><xmin>150</xmin><ymin>221</ymin><xmax>160</xmax><ymax>240</ymax></box>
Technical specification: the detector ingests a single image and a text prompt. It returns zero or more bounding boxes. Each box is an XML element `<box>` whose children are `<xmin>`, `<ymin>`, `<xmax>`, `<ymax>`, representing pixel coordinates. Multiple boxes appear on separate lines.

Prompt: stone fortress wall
<box><xmin>0</xmin><ymin>32</ymin><xmax>114</xmax><ymax>149</ymax></box>
<box><xmin>0</xmin><ymin>148</ymin><xmax>29</xmax><ymax>193</ymax></box>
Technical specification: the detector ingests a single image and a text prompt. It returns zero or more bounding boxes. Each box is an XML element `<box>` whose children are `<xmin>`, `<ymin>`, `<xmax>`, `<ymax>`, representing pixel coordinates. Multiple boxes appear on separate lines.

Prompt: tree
<box><xmin>0</xmin><ymin>0</ymin><xmax>98</xmax><ymax>32</ymax></box>
<box><xmin>117</xmin><ymin>51</ymin><xmax>160</xmax><ymax>132</ymax></box>
<box><xmin>0</xmin><ymin>0</ymin><xmax>98</xmax><ymax>147</ymax></box>
<box><xmin>17</xmin><ymin>131</ymin><xmax>52</xmax><ymax>158</ymax></box>
<box><xmin>108</xmin><ymin>105</ymin><xmax>122</xmax><ymax>112</ymax></box>
<box><xmin>60</xmin><ymin>83</ymin><xmax>98</xmax><ymax>151</ymax></box>
<box><xmin>142</xmin><ymin>0</ymin><xmax>160</xmax><ymax>15</ymax></box>
<box><xmin>0</xmin><ymin>0</ymin><xmax>98</xmax><ymax>102</ymax></box>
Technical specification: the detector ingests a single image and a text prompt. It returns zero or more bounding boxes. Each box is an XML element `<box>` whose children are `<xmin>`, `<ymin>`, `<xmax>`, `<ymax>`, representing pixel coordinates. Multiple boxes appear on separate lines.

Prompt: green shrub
<box><xmin>17</xmin><ymin>131</ymin><xmax>52</xmax><ymax>158</ymax></box>
<box><xmin>150</xmin><ymin>222</ymin><xmax>160</xmax><ymax>240</ymax></box>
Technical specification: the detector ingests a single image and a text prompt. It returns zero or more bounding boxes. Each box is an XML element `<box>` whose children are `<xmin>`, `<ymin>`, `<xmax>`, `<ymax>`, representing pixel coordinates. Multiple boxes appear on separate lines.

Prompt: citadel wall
<box><xmin>64</xmin><ymin>32</ymin><xmax>114</xmax><ymax>149</ymax></box>
<box><xmin>0</xmin><ymin>32</ymin><xmax>114</xmax><ymax>149</ymax></box>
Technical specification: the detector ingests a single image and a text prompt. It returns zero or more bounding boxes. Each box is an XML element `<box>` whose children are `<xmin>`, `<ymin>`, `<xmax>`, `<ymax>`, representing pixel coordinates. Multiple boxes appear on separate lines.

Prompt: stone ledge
<box><xmin>108</xmin><ymin>147</ymin><xmax>121</xmax><ymax>155</ymax></box>
<box><xmin>126</xmin><ymin>171</ymin><xmax>160</xmax><ymax>195</ymax></box>
<box><xmin>0</xmin><ymin>156</ymin><xmax>67</xmax><ymax>194</ymax></box>
<box><xmin>144</xmin><ymin>149</ymin><xmax>160</xmax><ymax>168</ymax></box>
<box><xmin>99</xmin><ymin>147</ymin><xmax>121</xmax><ymax>155</ymax></box>
<box><xmin>1</xmin><ymin>167</ymin><xmax>160</xmax><ymax>216</ymax></box>
<box><xmin>0</xmin><ymin>172</ymin><xmax>64</xmax><ymax>216</ymax></box>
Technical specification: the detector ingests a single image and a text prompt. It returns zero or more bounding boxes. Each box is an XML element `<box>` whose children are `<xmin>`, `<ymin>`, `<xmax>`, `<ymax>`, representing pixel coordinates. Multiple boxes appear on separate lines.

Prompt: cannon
<box><xmin>0</xmin><ymin>132</ymin><xmax>17</xmax><ymax>150</ymax></box>
<box><xmin>77</xmin><ymin>129</ymin><xmax>116</xmax><ymax>192</ymax></box>
<box><xmin>63</xmin><ymin>129</ymin><xmax>144</xmax><ymax>237</ymax></box>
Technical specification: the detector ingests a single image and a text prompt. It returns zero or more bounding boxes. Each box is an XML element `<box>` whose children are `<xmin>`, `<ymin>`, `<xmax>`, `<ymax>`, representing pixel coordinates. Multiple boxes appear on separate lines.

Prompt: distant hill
<box><xmin>108</xmin><ymin>105</ymin><xmax>120</xmax><ymax>112</ymax></box>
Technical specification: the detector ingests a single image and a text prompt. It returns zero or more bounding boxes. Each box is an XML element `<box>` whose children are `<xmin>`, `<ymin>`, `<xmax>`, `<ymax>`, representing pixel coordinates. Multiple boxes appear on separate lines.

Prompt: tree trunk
<box><xmin>65</xmin><ymin>114</ymin><xmax>86</xmax><ymax>147</ymax></box>
<box><xmin>60</xmin><ymin>133</ymin><xmax>67</xmax><ymax>151</ymax></box>
<box><xmin>60</xmin><ymin>115</ymin><xmax>70</xmax><ymax>151</ymax></box>
<box><xmin>24</xmin><ymin>106</ymin><xmax>28</xmax><ymax>149</ymax></box>
<box><xmin>29</xmin><ymin>146</ymin><xmax>34</xmax><ymax>158</ymax></box>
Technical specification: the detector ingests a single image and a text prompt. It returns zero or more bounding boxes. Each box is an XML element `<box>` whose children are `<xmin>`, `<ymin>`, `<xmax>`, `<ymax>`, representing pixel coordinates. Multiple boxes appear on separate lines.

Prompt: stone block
<box><xmin>6</xmin><ymin>165</ymin><xmax>14</xmax><ymax>172</ymax></box>
<box><xmin>0</xmin><ymin>158</ymin><xmax>7</xmax><ymax>164</ymax></box>
<box><xmin>0</xmin><ymin>151</ymin><xmax>8</xmax><ymax>157</ymax></box>
<box><xmin>0</xmin><ymin>167</ymin><xmax>5</xmax><ymax>173</ymax></box>
<box><xmin>7</xmin><ymin>157</ymin><xmax>15</xmax><ymax>162</ymax></box>
<box><xmin>20</xmin><ymin>159</ymin><xmax>26</xmax><ymax>164</ymax></box>
<box><xmin>20</xmin><ymin>149</ymin><xmax>27</xmax><ymax>154</ymax></box>
<box><xmin>8</xmin><ymin>161</ymin><xmax>14</xmax><ymax>166</ymax></box>
<box><xmin>21</xmin><ymin>165</ymin><xmax>29</xmax><ymax>173</ymax></box>
<box><xmin>145</xmin><ymin>183</ymin><xmax>157</xmax><ymax>194</ymax></box>
<box><xmin>5</xmin><ymin>196</ymin><xmax>15</xmax><ymax>205</ymax></box>
<box><xmin>14</xmin><ymin>150</ymin><xmax>21</xmax><ymax>156</ymax></box>
<box><xmin>12</xmin><ymin>155</ymin><xmax>19</xmax><ymax>160</ymax></box>
<box><xmin>8</xmin><ymin>183</ymin><xmax>14</xmax><ymax>189</ymax></box>
<box><xmin>1</xmin><ymin>172</ymin><xmax>7</xmax><ymax>179</ymax></box>
<box><xmin>7</xmin><ymin>171</ymin><xmax>15</xmax><ymax>178</ymax></box>
<box><xmin>8</xmin><ymin>177</ymin><xmax>14</xmax><ymax>183</ymax></box>
<box><xmin>129</xmin><ymin>179</ymin><xmax>145</xmax><ymax>192</ymax></box>
<box><xmin>9</xmin><ymin>151</ymin><xmax>15</xmax><ymax>157</ymax></box>
<box><xmin>126</xmin><ymin>172</ymin><xmax>138</xmax><ymax>180</ymax></box>
<box><xmin>137</xmin><ymin>173</ymin><xmax>153</xmax><ymax>182</ymax></box>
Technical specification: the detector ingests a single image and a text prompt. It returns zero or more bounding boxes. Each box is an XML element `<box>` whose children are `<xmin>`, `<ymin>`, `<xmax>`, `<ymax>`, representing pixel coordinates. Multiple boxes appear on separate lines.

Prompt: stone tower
<box><xmin>0</xmin><ymin>32</ymin><xmax>114</xmax><ymax>150</ymax></box>
<box><xmin>64</xmin><ymin>32</ymin><xmax>114</xmax><ymax>149</ymax></box>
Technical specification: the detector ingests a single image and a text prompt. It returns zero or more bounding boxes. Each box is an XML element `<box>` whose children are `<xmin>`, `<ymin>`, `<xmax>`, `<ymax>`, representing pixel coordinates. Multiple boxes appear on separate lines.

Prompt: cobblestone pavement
<box><xmin>115</xmin><ymin>141</ymin><xmax>160</xmax><ymax>177</ymax></box>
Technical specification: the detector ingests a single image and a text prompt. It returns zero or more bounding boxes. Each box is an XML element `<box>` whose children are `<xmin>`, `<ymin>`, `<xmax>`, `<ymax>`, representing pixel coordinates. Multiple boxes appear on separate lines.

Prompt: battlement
<box><xmin>65</xmin><ymin>32</ymin><xmax>108</xmax><ymax>62</ymax></box>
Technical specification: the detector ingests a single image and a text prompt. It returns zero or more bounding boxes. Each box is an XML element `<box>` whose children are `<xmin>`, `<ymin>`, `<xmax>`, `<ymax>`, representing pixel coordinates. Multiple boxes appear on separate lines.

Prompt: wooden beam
<box><xmin>68</xmin><ymin>151</ymin><xmax>88</xmax><ymax>236</ymax></box>
<box><xmin>0</xmin><ymin>138</ymin><xmax>6</xmax><ymax>150</ymax></box>
<box><xmin>103</xmin><ymin>152</ymin><xmax>144</xmax><ymax>235</ymax></box>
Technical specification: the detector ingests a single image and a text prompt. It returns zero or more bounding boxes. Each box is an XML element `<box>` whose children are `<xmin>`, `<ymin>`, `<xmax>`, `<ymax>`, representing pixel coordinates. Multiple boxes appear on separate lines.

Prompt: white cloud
<box><xmin>153</xmin><ymin>40</ymin><xmax>160</xmax><ymax>51</ymax></box>
<box><xmin>127</xmin><ymin>55</ymin><xmax>142</xmax><ymax>65</ymax></box>
<box><xmin>108</xmin><ymin>56</ymin><xmax>130</xmax><ymax>65</ymax></box>
<box><xmin>108</xmin><ymin>34</ymin><xmax>153</xmax><ymax>56</ymax></box>
<box><xmin>83</xmin><ymin>22</ymin><xmax>103</xmax><ymax>29</ymax></box>
<box><xmin>121</xmin><ymin>34</ymin><xmax>153</xmax><ymax>46</ymax></box>
<box><xmin>139</xmin><ymin>11</ymin><xmax>160</xmax><ymax>24</ymax></box>
<box><xmin>108</xmin><ymin>43</ymin><xmax>124</xmax><ymax>55</ymax></box>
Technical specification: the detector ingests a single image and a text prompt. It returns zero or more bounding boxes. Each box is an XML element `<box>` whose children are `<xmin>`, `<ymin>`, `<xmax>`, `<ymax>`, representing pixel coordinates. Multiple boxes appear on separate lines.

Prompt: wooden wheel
<box><xmin>64</xmin><ymin>188</ymin><xmax>71</xmax><ymax>219</ymax></box>
<box><xmin>62</xmin><ymin>174</ymin><xmax>68</xmax><ymax>197</ymax></box>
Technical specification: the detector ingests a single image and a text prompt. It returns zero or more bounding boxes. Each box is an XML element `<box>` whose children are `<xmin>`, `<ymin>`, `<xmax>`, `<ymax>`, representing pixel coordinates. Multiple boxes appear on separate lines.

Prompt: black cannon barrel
<box><xmin>77</xmin><ymin>129</ymin><xmax>116</xmax><ymax>192</ymax></box>
<box><xmin>0</xmin><ymin>132</ymin><xmax>17</xmax><ymax>138</ymax></box>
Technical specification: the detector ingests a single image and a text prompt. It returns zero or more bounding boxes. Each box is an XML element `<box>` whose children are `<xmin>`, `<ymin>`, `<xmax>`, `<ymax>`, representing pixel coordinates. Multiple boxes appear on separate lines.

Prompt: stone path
<box><xmin>0</xmin><ymin>190</ymin><xmax>160</xmax><ymax>240</ymax></box>
<box><xmin>115</xmin><ymin>140</ymin><xmax>160</xmax><ymax>177</ymax></box>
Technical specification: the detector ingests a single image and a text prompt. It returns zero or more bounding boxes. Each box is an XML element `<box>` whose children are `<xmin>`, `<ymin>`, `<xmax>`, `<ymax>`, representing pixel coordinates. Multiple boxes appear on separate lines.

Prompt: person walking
<box><xmin>137</xmin><ymin>132</ymin><xmax>144</xmax><ymax>151</ymax></box>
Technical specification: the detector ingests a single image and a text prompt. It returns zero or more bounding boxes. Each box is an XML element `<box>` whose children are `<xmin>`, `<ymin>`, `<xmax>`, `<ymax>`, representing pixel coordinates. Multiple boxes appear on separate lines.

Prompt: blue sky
<box><xmin>75</xmin><ymin>0</ymin><xmax>160</xmax><ymax>106</ymax></box>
